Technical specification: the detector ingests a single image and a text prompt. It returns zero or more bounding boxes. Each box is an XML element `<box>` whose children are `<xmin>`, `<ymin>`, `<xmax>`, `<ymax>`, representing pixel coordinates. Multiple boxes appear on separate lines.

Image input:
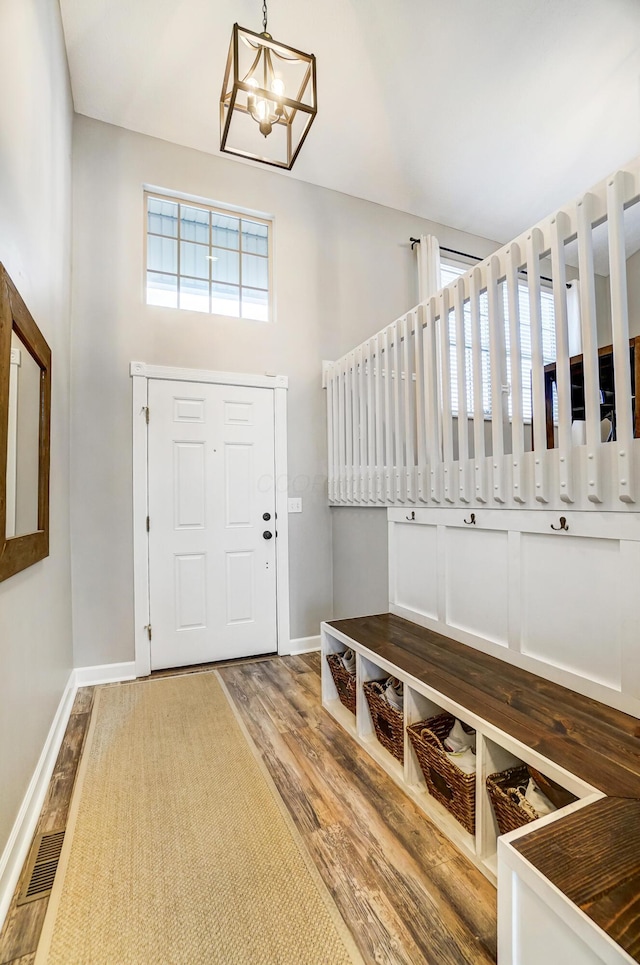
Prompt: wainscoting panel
<box><xmin>520</xmin><ymin>533</ymin><xmax>622</xmax><ymax>690</ymax></box>
<box><xmin>388</xmin><ymin>508</ymin><xmax>640</xmax><ymax>716</ymax></box>
<box><xmin>390</xmin><ymin>521</ymin><xmax>438</xmax><ymax>620</ymax></box>
<box><xmin>445</xmin><ymin>526</ymin><xmax>509</xmax><ymax>648</ymax></box>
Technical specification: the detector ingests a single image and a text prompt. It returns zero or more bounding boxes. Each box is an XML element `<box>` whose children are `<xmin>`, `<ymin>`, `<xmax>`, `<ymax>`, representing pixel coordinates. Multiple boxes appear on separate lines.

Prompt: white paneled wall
<box><xmin>325</xmin><ymin>159</ymin><xmax>640</xmax><ymax>513</ymax></box>
<box><xmin>388</xmin><ymin>508</ymin><xmax>640</xmax><ymax>717</ymax></box>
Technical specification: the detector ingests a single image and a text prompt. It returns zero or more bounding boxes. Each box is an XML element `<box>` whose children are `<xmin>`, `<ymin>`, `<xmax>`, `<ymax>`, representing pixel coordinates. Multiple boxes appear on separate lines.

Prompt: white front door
<box><xmin>147</xmin><ymin>378</ymin><xmax>278</xmax><ymax>670</ymax></box>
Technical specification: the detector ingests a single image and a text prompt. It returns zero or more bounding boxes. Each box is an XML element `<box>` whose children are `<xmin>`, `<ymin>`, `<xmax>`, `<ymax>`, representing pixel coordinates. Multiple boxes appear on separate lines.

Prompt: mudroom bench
<box><xmin>321</xmin><ymin>612</ymin><xmax>640</xmax><ymax>965</ymax></box>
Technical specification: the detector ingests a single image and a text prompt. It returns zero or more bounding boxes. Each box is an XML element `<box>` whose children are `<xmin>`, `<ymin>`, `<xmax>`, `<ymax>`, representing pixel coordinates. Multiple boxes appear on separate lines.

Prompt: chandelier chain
<box><xmin>262</xmin><ymin>0</ymin><xmax>268</xmax><ymax>33</ymax></box>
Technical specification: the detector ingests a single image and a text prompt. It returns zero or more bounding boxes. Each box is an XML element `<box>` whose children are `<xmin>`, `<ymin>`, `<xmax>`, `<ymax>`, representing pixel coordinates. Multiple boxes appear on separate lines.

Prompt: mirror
<box><xmin>0</xmin><ymin>264</ymin><xmax>51</xmax><ymax>581</ymax></box>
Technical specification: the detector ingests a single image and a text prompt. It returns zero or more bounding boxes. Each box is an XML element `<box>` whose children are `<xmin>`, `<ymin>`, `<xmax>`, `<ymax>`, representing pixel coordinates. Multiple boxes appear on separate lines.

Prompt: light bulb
<box><xmin>255</xmin><ymin>99</ymin><xmax>267</xmax><ymax>121</ymax></box>
<box><xmin>246</xmin><ymin>76</ymin><xmax>258</xmax><ymax>108</ymax></box>
<box><xmin>271</xmin><ymin>78</ymin><xmax>284</xmax><ymax>97</ymax></box>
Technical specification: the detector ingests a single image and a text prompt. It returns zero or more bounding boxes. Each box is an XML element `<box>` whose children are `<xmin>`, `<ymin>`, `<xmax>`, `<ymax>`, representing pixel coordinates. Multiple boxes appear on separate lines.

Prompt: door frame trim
<box><xmin>130</xmin><ymin>361</ymin><xmax>290</xmax><ymax>677</ymax></box>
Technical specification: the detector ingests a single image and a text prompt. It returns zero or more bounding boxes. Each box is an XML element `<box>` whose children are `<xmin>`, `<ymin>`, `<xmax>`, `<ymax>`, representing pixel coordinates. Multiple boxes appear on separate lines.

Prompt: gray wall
<box><xmin>0</xmin><ymin>0</ymin><xmax>73</xmax><ymax>859</ymax></box>
<box><xmin>70</xmin><ymin>116</ymin><xmax>499</xmax><ymax>665</ymax></box>
<box><xmin>331</xmin><ymin>508</ymin><xmax>389</xmax><ymax>620</ymax></box>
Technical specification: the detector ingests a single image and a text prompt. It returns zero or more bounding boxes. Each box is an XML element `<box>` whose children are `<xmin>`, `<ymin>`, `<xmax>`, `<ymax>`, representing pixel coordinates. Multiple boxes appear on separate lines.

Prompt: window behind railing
<box><xmin>442</xmin><ymin>262</ymin><xmax>557</xmax><ymax>421</ymax></box>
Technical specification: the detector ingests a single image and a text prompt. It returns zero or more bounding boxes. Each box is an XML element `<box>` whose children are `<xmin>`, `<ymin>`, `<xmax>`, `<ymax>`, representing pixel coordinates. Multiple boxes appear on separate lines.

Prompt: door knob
<box><xmin>263</xmin><ymin>530</ymin><xmax>273</xmax><ymax>540</ymax></box>
<box><xmin>263</xmin><ymin>512</ymin><xmax>271</xmax><ymax>521</ymax></box>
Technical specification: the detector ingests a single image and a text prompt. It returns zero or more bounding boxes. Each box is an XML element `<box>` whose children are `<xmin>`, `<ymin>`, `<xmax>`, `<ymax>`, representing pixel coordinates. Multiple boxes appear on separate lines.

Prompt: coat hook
<box><xmin>406</xmin><ymin>511</ymin><xmax>415</xmax><ymax>521</ymax></box>
<box><xmin>551</xmin><ymin>516</ymin><xmax>569</xmax><ymax>532</ymax></box>
<box><xmin>464</xmin><ymin>513</ymin><xmax>476</xmax><ymax>525</ymax></box>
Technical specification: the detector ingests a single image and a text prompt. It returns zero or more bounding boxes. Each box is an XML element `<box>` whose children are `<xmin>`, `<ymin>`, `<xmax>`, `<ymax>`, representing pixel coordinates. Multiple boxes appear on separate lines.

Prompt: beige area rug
<box><xmin>35</xmin><ymin>672</ymin><xmax>363</xmax><ymax>965</ymax></box>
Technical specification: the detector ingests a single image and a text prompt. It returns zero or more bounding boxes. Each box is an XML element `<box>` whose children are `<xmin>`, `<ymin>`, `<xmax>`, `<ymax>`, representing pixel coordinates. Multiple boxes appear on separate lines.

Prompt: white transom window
<box><xmin>145</xmin><ymin>193</ymin><xmax>272</xmax><ymax>322</ymax></box>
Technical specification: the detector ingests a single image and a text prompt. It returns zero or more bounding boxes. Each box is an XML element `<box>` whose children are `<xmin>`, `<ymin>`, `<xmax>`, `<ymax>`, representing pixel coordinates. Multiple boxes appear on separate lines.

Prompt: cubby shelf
<box><xmin>321</xmin><ymin>621</ymin><xmax>601</xmax><ymax>887</ymax></box>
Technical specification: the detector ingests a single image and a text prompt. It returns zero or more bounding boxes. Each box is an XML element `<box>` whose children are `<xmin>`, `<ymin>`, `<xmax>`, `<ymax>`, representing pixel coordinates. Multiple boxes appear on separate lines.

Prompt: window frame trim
<box><xmin>144</xmin><ymin>190</ymin><xmax>274</xmax><ymax>323</ymax></box>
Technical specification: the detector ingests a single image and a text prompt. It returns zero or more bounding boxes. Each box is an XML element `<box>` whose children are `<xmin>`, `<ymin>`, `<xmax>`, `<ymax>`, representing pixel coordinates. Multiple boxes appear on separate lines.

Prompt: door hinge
<box><xmin>145</xmin><ymin>624</ymin><xmax>152</xmax><ymax>641</ymax></box>
<box><xmin>144</xmin><ymin>406</ymin><xmax>150</xmax><ymax>424</ymax></box>
<box><xmin>146</xmin><ymin>516</ymin><xmax>150</xmax><ymax>532</ymax></box>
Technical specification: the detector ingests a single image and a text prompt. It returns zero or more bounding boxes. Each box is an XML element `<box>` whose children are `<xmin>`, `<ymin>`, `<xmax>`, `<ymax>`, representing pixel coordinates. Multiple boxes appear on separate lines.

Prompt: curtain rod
<box><xmin>409</xmin><ymin>238</ymin><xmax>569</xmax><ymax>288</ymax></box>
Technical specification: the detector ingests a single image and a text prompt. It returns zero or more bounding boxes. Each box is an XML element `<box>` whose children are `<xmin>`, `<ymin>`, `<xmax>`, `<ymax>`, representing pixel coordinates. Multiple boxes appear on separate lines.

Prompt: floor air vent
<box><xmin>17</xmin><ymin>829</ymin><xmax>65</xmax><ymax>904</ymax></box>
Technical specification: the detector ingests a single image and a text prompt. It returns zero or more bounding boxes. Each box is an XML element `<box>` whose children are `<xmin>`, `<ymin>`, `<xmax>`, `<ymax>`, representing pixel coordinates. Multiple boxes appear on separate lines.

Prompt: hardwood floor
<box><xmin>0</xmin><ymin>686</ymin><xmax>95</xmax><ymax>965</ymax></box>
<box><xmin>0</xmin><ymin>654</ymin><xmax>497</xmax><ymax>965</ymax></box>
<box><xmin>220</xmin><ymin>654</ymin><xmax>497</xmax><ymax>965</ymax></box>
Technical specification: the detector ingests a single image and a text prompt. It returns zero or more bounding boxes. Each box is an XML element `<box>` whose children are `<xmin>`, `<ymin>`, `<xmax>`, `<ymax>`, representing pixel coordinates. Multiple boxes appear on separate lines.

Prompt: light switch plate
<box><xmin>288</xmin><ymin>497</ymin><xmax>302</xmax><ymax>513</ymax></box>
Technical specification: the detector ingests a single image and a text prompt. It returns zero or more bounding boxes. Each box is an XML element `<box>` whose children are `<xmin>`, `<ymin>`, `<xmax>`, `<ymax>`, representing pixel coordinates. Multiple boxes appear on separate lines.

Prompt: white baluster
<box><xmin>424</xmin><ymin>297</ymin><xmax>442</xmax><ymax>502</ymax></box>
<box><xmin>383</xmin><ymin>327</ymin><xmax>394</xmax><ymax>502</ymax></box>
<box><xmin>374</xmin><ymin>334</ymin><xmax>384</xmax><ymax>502</ymax></box>
<box><xmin>576</xmin><ymin>193</ymin><xmax>603</xmax><ymax>503</ymax></box>
<box><xmin>469</xmin><ymin>267</ymin><xmax>487</xmax><ymax>503</ymax></box>
<box><xmin>414</xmin><ymin>304</ymin><xmax>428</xmax><ymax>502</ymax></box>
<box><xmin>487</xmin><ymin>255</ymin><xmax>506</xmax><ymax>503</ymax></box>
<box><xmin>364</xmin><ymin>339</ymin><xmax>375</xmax><ymax>503</ymax></box>
<box><xmin>345</xmin><ymin>353</ymin><xmax>354</xmax><ymax>502</ymax></box>
<box><xmin>393</xmin><ymin>321</ymin><xmax>406</xmax><ymax>502</ymax></box>
<box><xmin>607</xmin><ymin>171</ymin><xmax>635</xmax><ymax>503</ymax></box>
<box><xmin>550</xmin><ymin>212</ymin><xmax>574</xmax><ymax>504</ymax></box>
<box><xmin>357</xmin><ymin>343</ymin><xmax>366</xmax><ymax>501</ymax></box>
<box><xmin>526</xmin><ymin>227</ymin><xmax>548</xmax><ymax>503</ymax></box>
<box><xmin>403</xmin><ymin>312</ymin><xmax>416</xmax><ymax>502</ymax></box>
<box><xmin>338</xmin><ymin>357</ymin><xmax>347</xmax><ymax>503</ymax></box>
<box><xmin>439</xmin><ymin>287</ymin><xmax>455</xmax><ymax>503</ymax></box>
<box><xmin>453</xmin><ymin>277</ymin><xmax>470</xmax><ymax>503</ymax></box>
<box><xmin>506</xmin><ymin>243</ymin><xmax>526</xmax><ymax>503</ymax></box>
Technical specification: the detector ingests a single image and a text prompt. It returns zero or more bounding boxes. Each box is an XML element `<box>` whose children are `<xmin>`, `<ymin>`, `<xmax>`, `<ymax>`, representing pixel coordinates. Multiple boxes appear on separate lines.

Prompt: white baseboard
<box><xmin>289</xmin><ymin>635</ymin><xmax>321</xmax><ymax>655</ymax></box>
<box><xmin>0</xmin><ymin>669</ymin><xmax>76</xmax><ymax>930</ymax></box>
<box><xmin>73</xmin><ymin>662</ymin><xmax>136</xmax><ymax>686</ymax></box>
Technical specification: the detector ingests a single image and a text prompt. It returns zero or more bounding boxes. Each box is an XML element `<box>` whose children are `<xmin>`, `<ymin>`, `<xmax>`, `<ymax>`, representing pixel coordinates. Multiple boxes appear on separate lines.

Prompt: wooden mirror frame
<box><xmin>0</xmin><ymin>264</ymin><xmax>51</xmax><ymax>581</ymax></box>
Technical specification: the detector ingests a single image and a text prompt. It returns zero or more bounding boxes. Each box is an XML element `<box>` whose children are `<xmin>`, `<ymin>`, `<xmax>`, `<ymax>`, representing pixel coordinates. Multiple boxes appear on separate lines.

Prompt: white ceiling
<box><xmin>59</xmin><ymin>0</ymin><xmax>640</xmax><ymax>244</ymax></box>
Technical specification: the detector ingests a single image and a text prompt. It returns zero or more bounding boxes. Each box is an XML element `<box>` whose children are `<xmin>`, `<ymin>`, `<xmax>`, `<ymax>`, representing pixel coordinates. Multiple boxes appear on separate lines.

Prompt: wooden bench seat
<box><xmin>326</xmin><ymin>612</ymin><xmax>640</xmax><ymax>963</ymax></box>
<box><xmin>328</xmin><ymin>612</ymin><xmax>640</xmax><ymax>798</ymax></box>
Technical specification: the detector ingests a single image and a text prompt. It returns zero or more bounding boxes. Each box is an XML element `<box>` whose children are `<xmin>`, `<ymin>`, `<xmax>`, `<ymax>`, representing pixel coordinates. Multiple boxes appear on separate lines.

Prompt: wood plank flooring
<box><xmin>0</xmin><ymin>654</ymin><xmax>496</xmax><ymax>965</ymax></box>
<box><xmin>219</xmin><ymin>654</ymin><xmax>497</xmax><ymax>965</ymax></box>
<box><xmin>0</xmin><ymin>687</ymin><xmax>95</xmax><ymax>965</ymax></box>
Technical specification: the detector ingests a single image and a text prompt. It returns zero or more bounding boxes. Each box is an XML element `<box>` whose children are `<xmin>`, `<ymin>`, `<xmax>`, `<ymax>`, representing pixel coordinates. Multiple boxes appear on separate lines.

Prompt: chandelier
<box><xmin>220</xmin><ymin>2</ymin><xmax>317</xmax><ymax>170</ymax></box>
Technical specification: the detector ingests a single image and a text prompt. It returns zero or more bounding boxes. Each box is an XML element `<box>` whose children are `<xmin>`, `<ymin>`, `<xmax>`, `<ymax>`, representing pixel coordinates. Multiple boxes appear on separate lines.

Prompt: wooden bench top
<box><xmin>327</xmin><ymin>612</ymin><xmax>640</xmax><ymax>961</ymax></box>
<box><xmin>327</xmin><ymin>612</ymin><xmax>640</xmax><ymax>798</ymax></box>
<box><xmin>513</xmin><ymin>798</ymin><xmax>640</xmax><ymax>961</ymax></box>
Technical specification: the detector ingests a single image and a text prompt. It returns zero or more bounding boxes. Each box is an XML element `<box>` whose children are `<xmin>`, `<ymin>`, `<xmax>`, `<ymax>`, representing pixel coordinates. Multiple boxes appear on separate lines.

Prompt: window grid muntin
<box><xmin>146</xmin><ymin>194</ymin><xmax>270</xmax><ymax>319</ymax></box>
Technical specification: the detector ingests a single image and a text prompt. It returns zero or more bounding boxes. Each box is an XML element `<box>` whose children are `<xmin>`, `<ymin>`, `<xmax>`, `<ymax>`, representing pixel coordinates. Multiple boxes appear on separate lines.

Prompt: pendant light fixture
<box><xmin>220</xmin><ymin>1</ymin><xmax>317</xmax><ymax>170</ymax></box>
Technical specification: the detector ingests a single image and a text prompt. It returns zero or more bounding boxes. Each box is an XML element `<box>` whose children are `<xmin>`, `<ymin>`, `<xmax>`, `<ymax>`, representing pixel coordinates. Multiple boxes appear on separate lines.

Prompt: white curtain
<box><xmin>416</xmin><ymin>234</ymin><xmax>441</xmax><ymax>303</ymax></box>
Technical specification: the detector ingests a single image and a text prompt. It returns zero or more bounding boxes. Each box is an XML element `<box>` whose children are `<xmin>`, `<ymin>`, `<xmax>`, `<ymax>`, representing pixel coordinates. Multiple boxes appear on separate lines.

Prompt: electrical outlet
<box><xmin>288</xmin><ymin>497</ymin><xmax>302</xmax><ymax>513</ymax></box>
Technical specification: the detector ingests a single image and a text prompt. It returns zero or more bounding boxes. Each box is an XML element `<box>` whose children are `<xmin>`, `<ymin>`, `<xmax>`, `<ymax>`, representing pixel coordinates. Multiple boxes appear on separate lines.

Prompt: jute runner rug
<box><xmin>35</xmin><ymin>672</ymin><xmax>363</xmax><ymax>965</ymax></box>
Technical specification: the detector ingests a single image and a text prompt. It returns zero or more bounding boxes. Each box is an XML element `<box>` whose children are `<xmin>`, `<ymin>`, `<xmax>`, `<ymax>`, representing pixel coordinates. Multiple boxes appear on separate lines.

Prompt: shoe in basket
<box><xmin>445</xmin><ymin>746</ymin><xmax>476</xmax><ymax>774</ymax></box>
<box><xmin>340</xmin><ymin>649</ymin><xmax>356</xmax><ymax>675</ymax></box>
<box><xmin>443</xmin><ymin>718</ymin><xmax>476</xmax><ymax>753</ymax></box>
<box><xmin>524</xmin><ymin>778</ymin><xmax>555</xmax><ymax>816</ymax></box>
<box><xmin>384</xmin><ymin>677</ymin><xmax>403</xmax><ymax>711</ymax></box>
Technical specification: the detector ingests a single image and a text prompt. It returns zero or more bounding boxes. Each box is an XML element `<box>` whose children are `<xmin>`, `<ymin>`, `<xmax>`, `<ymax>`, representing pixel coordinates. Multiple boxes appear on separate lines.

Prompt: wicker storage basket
<box><xmin>528</xmin><ymin>766</ymin><xmax>577</xmax><ymax>811</ymax></box>
<box><xmin>362</xmin><ymin>680</ymin><xmax>404</xmax><ymax>764</ymax></box>
<box><xmin>406</xmin><ymin>713</ymin><xmax>476</xmax><ymax>835</ymax></box>
<box><xmin>486</xmin><ymin>764</ymin><xmax>545</xmax><ymax>834</ymax></box>
<box><xmin>326</xmin><ymin>652</ymin><xmax>356</xmax><ymax>715</ymax></box>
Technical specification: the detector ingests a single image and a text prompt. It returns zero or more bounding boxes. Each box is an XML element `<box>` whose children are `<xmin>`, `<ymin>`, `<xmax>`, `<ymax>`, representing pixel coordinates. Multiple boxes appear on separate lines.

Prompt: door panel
<box><xmin>174</xmin><ymin>442</ymin><xmax>206</xmax><ymax>528</ymax></box>
<box><xmin>148</xmin><ymin>379</ymin><xmax>277</xmax><ymax>670</ymax></box>
<box><xmin>225</xmin><ymin>443</ymin><xmax>253</xmax><ymax>526</ymax></box>
<box><xmin>175</xmin><ymin>554</ymin><xmax>207</xmax><ymax>629</ymax></box>
<box><xmin>226</xmin><ymin>551</ymin><xmax>254</xmax><ymax>623</ymax></box>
